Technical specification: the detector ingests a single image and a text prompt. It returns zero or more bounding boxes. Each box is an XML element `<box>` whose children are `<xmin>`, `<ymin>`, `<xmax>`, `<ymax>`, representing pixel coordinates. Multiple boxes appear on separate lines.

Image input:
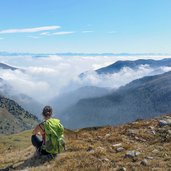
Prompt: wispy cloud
<box><xmin>40</xmin><ymin>32</ymin><xmax>50</xmax><ymax>35</ymax></box>
<box><xmin>0</xmin><ymin>37</ymin><xmax>4</xmax><ymax>40</ymax></box>
<box><xmin>39</xmin><ymin>31</ymin><xmax>75</xmax><ymax>36</ymax></box>
<box><xmin>0</xmin><ymin>26</ymin><xmax>60</xmax><ymax>34</ymax></box>
<box><xmin>53</xmin><ymin>31</ymin><xmax>75</xmax><ymax>35</ymax></box>
<box><xmin>82</xmin><ymin>30</ymin><xmax>94</xmax><ymax>33</ymax></box>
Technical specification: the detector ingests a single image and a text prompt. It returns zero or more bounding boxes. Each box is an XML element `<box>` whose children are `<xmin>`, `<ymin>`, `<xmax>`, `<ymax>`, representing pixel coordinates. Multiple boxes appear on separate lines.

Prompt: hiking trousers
<box><xmin>31</xmin><ymin>135</ymin><xmax>49</xmax><ymax>155</ymax></box>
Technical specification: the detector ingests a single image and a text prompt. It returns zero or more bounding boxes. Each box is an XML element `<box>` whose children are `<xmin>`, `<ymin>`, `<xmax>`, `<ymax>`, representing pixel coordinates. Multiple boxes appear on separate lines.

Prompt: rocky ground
<box><xmin>0</xmin><ymin>114</ymin><xmax>171</xmax><ymax>171</ymax></box>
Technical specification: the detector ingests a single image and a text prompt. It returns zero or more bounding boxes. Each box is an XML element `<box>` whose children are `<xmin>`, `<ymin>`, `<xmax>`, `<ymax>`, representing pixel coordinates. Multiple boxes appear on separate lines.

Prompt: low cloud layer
<box><xmin>74</xmin><ymin>65</ymin><xmax>171</xmax><ymax>89</ymax></box>
<box><xmin>0</xmin><ymin>55</ymin><xmax>170</xmax><ymax>104</ymax></box>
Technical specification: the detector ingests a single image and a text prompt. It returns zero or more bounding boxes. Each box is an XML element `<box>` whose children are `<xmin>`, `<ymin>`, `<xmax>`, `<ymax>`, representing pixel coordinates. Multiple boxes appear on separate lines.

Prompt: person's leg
<box><xmin>41</xmin><ymin>149</ymin><xmax>51</xmax><ymax>155</ymax></box>
<box><xmin>31</xmin><ymin>135</ymin><xmax>43</xmax><ymax>149</ymax></box>
<box><xmin>31</xmin><ymin>135</ymin><xmax>51</xmax><ymax>155</ymax></box>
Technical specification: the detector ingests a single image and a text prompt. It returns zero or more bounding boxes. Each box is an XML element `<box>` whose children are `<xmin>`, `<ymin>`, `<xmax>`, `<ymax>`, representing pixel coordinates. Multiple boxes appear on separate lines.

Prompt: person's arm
<box><xmin>32</xmin><ymin>123</ymin><xmax>44</xmax><ymax>135</ymax></box>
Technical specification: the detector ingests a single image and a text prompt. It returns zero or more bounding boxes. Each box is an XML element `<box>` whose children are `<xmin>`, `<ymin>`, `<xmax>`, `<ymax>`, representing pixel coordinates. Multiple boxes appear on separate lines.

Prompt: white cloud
<box><xmin>0</xmin><ymin>37</ymin><xmax>4</xmax><ymax>40</ymax></box>
<box><xmin>0</xmin><ymin>26</ymin><xmax>60</xmax><ymax>34</ymax></box>
<box><xmin>40</xmin><ymin>32</ymin><xmax>50</xmax><ymax>35</ymax></box>
<box><xmin>0</xmin><ymin>54</ymin><xmax>169</xmax><ymax>104</ymax></box>
<box><xmin>160</xmin><ymin>66</ymin><xmax>171</xmax><ymax>72</ymax></box>
<box><xmin>53</xmin><ymin>31</ymin><xmax>75</xmax><ymax>35</ymax></box>
<box><xmin>74</xmin><ymin>65</ymin><xmax>171</xmax><ymax>89</ymax></box>
<box><xmin>39</xmin><ymin>31</ymin><xmax>75</xmax><ymax>36</ymax></box>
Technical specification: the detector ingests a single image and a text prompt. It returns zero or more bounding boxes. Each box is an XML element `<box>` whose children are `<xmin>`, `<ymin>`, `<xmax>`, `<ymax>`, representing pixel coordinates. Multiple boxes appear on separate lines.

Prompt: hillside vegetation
<box><xmin>0</xmin><ymin>95</ymin><xmax>39</xmax><ymax>134</ymax></box>
<box><xmin>62</xmin><ymin>71</ymin><xmax>171</xmax><ymax>129</ymax></box>
<box><xmin>0</xmin><ymin>114</ymin><xmax>171</xmax><ymax>171</ymax></box>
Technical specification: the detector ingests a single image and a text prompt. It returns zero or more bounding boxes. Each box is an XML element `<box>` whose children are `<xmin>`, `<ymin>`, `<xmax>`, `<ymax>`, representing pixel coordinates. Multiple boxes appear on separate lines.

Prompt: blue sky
<box><xmin>0</xmin><ymin>0</ymin><xmax>171</xmax><ymax>53</ymax></box>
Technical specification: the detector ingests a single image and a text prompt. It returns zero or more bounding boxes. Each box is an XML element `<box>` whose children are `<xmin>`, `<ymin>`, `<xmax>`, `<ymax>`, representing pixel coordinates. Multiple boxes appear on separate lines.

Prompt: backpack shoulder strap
<box><xmin>39</xmin><ymin>122</ymin><xmax>45</xmax><ymax>132</ymax></box>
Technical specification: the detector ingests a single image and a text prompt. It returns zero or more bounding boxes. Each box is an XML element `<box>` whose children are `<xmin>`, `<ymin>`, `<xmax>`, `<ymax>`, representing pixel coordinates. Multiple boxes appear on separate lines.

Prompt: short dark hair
<box><xmin>42</xmin><ymin>106</ymin><xmax>52</xmax><ymax>117</ymax></box>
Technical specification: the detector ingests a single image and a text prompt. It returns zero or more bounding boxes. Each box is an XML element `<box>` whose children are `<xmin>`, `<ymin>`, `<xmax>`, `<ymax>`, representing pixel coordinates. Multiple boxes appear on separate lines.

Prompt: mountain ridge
<box><xmin>62</xmin><ymin>71</ymin><xmax>171</xmax><ymax>129</ymax></box>
<box><xmin>80</xmin><ymin>58</ymin><xmax>171</xmax><ymax>78</ymax></box>
<box><xmin>96</xmin><ymin>58</ymin><xmax>171</xmax><ymax>74</ymax></box>
<box><xmin>0</xmin><ymin>95</ymin><xmax>39</xmax><ymax>134</ymax></box>
<box><xmin>0</xmin><ymin>62</ymin><xmax>18</xmax><ymax>70</ymax></box>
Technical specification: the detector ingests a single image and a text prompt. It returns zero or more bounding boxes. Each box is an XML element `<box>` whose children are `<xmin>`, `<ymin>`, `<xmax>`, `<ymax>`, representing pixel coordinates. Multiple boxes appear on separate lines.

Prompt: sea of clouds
<box><xmin>0</xmin><ymin>55</ymin><xmax>170</xmax><ymax>104</ymax></box>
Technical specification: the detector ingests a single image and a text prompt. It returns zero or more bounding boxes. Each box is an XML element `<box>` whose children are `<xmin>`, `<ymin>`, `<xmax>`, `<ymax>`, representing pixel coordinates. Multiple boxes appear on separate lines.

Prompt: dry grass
<box><xmin>0</xmin><ymin>116</ymin><xmax>171</xmax><ymax>171</ymax></box>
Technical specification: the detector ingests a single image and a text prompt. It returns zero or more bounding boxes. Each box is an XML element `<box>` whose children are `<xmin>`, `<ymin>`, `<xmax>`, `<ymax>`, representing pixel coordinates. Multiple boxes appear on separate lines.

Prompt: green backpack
<box><xmin>43</xmin><ymin>118</ymin><xmax>65</xmax><ymax>154</ymax></box>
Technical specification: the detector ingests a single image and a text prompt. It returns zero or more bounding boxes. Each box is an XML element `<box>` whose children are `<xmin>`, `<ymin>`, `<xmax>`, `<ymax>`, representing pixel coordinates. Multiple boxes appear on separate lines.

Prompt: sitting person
<box><xmin>31</xmin><ymin>106</ymin><xmax>65</xmax><ymax>156</ymax></box>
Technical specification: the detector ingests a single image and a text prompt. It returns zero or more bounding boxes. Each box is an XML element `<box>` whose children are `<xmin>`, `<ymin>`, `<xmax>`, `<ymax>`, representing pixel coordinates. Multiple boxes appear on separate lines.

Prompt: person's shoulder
<box><xmin>48</xmin><ymin>117</ymin><xmax>61</xmax><ymax>124</ymax></box>
<box><xmin>49</xmin><ymin>117</ymin><xmax>60</xmax><ymax>120</ymax></box>
<box><xmin>39</xmin><ymin>121</ymin><xmax>45</xmax><ymax>127</ymax></box>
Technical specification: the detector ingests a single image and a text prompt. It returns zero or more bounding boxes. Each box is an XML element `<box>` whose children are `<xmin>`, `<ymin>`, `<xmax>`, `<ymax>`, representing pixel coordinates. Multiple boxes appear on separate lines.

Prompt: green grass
<box><xmin>0</xmin><ymin>130</ymin><xmax>32</xmax><ymax>154</ymax></box>
<box><xmin>0</xmin><ymin>128</ymin><xmax>74</xmax><ymax>154</ymax></box>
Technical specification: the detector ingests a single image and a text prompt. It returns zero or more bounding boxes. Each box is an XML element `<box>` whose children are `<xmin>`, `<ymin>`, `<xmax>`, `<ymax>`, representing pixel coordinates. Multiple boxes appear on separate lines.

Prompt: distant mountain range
<box><xmin>0</xmin><ymin>95</ymin><xmax>39</xmax><ymax>134</ymax></box>
<box><xmin>62</xmin><ymin>71</ymin><xmax>171</xmax><ymax>129</ymax></box>
<box><xmin>96</xmin><ymin>58</ymin><xmax>171</xmax><ymax>74</ymax></box>
<box><xmin>0</xmin><ymin>63</ymin><xmax>18</xmax><ymax>70</ymax></box>
<box><xmin>0</xmin><ymin>51</ymin><xmax>170</xmax><ymax>57</ymax></box>
<box><xmin>80</xmin><ymin>58</ymin><xmax>171</xmax><ymax>78</ymax></box>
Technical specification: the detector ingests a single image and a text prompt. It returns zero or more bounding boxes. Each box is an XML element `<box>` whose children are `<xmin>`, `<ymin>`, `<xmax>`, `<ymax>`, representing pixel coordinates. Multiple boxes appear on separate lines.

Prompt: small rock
<box><xmin>118</xmin><ymin>167</ymin><xmax>126</xmax><ymax>171</ymax></box>
<box><xmin>141</xmin><ymin>159</ymin><xmax>148</xmax><ymax>166</ymax></box>
<box><xmin>127</xmin><ymin>129</ymin><xmax>137</xmax><ymax>136</ymax></box>
<box><xmin>89</xmin><ymin>149</ymin><xmax>95</xmax><ymax>154</ymax></box>
<box><xmin>112</xmin><ymin>143</ymin><xmax>122</xmax><ymax>147</ymax></box>
<box><xmin>134</xmin><ymin>136</ymin><xmax>146</xmax><ymax>142</ymax></box>
<box><xmin>135</xmin><ymin>136</ymin><xmax>139</xmax><ymax>140</ymax></box>
<box><xmin>97</xmin><ymin>136</ymin><xmax>103</xmax><ymax>139</ymax></box>
<box><xmin>96</xmin><ymin>146</ymin><xmax>105</xmax><ymax>152</ymax></box>
<box><xmin>159</xmin><ymin>119</ymin><xmax>171</xmax><ymax>127</ymax></box>
<box><xmin>151</xmin><ymin>130</ymin><xmax>156</xmax><ymax>135</ymax></box>
<box><xmin>152</xmin><ymin>149</ymin><xmax>159</xmax><ymax>153</ymax></box>
<box><xmin>168</xmin><ymin>130</ymin><xmax>171</xmax><ymax>134</ymax></box>
<box><xmin>116</xmin><ymin>147</ymin><xmax>125</xmax><ymax>152</ymax></box>
<box><xmin>146</xmin><ymin>156</ymin><xmax>154</xmax><ymax>160</ymax></box>
<box><xmin>125</xmin><ymin>151</ymin><xmax>141</xmax><ymax>158</ymax></box>
<box><xmin>105</xmin><ymin>134</ymin><xmax>111</xmax><ymax>138</ymax></box>
<box><xmin>148</xmin><ymin>126</ymin><xmax>155</xmax><ymax>130</ymax></box>
<box><xmin>102</xmin><ymin>158</ymin><xmax>110</xmax><ymax>162</ymax></box>
<box><xmin>87</xmin><ymin>146</ymin><xmax>93</xmax><ymax>152</ymax></box>
<box><xmin>97</xmin><ymin>146</ymin><xmax>104</xmax><ymax>150</ymax></box>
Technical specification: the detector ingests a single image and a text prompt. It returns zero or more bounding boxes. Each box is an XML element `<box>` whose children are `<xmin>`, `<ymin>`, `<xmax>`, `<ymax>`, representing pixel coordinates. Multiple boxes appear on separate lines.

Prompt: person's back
<box><xmin>31</xmin><ymin>106</ymin><xmax>65</xmax><ymax>156</ymax></box>
<box><xmin>43</xmin><ymin>117</ymin><xmax>65</xmax><ymax>154</ymax></box>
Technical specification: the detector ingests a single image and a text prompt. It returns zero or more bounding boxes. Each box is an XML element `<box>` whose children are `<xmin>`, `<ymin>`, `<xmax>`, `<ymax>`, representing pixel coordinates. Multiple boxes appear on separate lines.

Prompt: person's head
<box><xmin>42</xmin><ymin>105</ymin><xmax>52</xmax><ymax>119</ymax></box>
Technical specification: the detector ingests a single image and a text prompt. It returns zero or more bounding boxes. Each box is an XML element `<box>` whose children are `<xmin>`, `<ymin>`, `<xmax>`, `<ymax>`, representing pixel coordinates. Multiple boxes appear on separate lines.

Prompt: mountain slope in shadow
<box><xmin>62</xmin><ymin>71</ymin><xmax>171</xmax><ymax>129</ymax></box>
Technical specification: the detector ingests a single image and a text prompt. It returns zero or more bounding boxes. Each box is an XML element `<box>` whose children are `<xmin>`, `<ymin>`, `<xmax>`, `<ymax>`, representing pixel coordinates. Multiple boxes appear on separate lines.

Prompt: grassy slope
<box><xmin>0</xmin><ymin>115</ymin><xmax>171</xmax><ymax>171</ymax></box>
